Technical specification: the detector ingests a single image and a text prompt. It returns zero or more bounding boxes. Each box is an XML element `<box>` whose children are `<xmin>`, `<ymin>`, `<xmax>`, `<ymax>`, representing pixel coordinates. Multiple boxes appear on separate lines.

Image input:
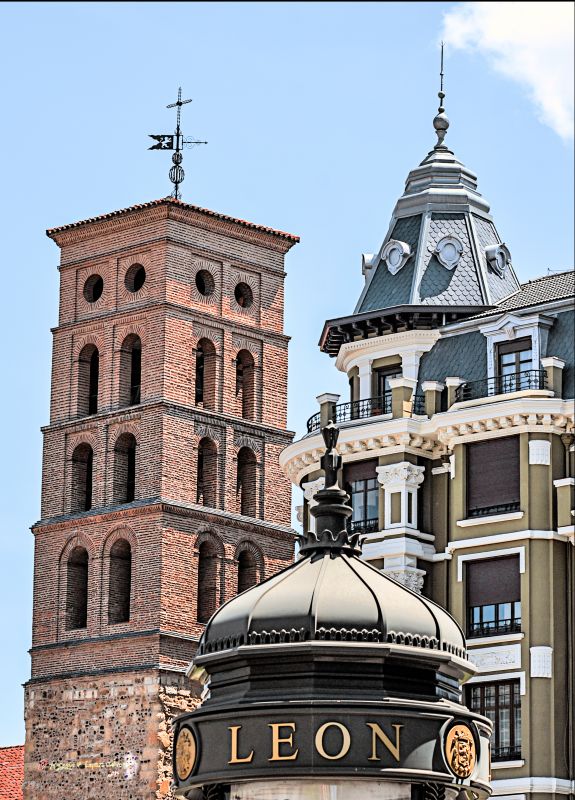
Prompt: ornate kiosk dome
<box><xmin>173</xmin><ymin>424</ymin><xmax>492</xmax><ymax>800</ymax></box>
<box><xmin>199</xmin><ymin>530</ymin><xmax>465</xmax><ymax>659</ymax></box>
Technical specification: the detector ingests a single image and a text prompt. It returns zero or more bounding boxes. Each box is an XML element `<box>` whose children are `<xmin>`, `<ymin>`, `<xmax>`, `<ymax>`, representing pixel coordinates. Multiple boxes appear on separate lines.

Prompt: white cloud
<box><xmin>442</xmin><ymin>2</ymin><xmax>574</xmax><ymax>141</ymax></box>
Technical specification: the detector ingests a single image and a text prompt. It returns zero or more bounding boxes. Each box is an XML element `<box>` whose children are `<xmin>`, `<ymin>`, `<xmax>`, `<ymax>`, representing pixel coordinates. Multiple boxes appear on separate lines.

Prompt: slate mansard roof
<box><xmin>356</xmin><ymin>144</ymin><xmax>521</xmax><ymax>314</ymax></box>
<box><xmin>467</xmin><ymin>270</ymin><xmax>575</xmax><ymax>320</ymax></box>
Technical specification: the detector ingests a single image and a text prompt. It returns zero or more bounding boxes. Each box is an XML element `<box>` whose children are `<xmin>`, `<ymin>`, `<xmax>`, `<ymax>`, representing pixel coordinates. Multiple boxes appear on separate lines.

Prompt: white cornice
<box><xmin>281</xmin><ymin>396</ymin><xmax>574</xmax><ymax>486</ymax></box>
<box><xmin>335</xmin><ymin>329</ymin><xmax>440</xmax><ymax>373</ymax></box>
<box><xmin>490</xmin><ymin>777</ymin><xmax>575</xmax><ymax>795</ymax></box>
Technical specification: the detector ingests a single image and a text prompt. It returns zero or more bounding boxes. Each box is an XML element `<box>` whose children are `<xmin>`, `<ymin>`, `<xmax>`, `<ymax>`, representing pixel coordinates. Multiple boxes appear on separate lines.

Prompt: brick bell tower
<box><xmin>23</xmin><ymin>197</ymin><xmax>299</xmax><ymax>799</ymax></box>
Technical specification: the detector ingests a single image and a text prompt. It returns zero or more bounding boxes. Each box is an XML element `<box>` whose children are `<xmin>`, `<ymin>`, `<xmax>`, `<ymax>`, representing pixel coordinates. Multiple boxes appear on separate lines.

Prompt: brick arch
<box><xmin>194</xmin><ymin>337</ymin><xmax>218</xmax><ymax>411</ymax></box>
<box><xmin>236</xmin><ymin>446</ymin><xmax>258</xmax><ymax>518</ymax></box>
<box><xmin>74</xmin><ymin>332</ymin><xmax>106</xmax><ymax>359</ymax></box>
<box><xmin>196</xmin><ymin>437</ymin><xmax>218</xmax><ymax>508</ymax></box>
<box><xmin>234</xmin><ymin>539</ymin><xmax>264</xmax><ymax>588</ymax></box>
<box><xmin>100</xmin><ymin>525</ymin><xmax>138</xmax><ymax>559</ymax></box>
<box><xmin>59</xmin><ymin>531</ymin><xmax>97</xmax><ymax>565</ymax></box>
<box><xmin>114</xmin><ymin>324</ymin><xmax>147</xmax><ymax>350</ymax></box>
<box><xmin>109</xmin><ymin>422</ymin><xmax>140</xmax><ymax>448</ymax></box>
<box><xmin>67</xmin><ymin>431</ymin><xmax>99</xmax><ymax>456</ymax></box>
<box><xmin>194</xmin><ymin>529</ymin><xmax>225</xmax><ymax>557</ymax></box>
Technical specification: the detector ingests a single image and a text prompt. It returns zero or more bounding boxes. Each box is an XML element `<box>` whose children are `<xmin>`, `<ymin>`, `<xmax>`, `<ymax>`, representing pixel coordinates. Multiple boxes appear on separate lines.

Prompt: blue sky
<box><xmin>0</xmin><ymin>2</ymin><xmax>572</xmax><ymax>746</ymax></box>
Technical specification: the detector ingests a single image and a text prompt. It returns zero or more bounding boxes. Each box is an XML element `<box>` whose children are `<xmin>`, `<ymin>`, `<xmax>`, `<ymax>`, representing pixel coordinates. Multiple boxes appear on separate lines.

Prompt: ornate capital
<box><xmin>302</xmin><ymin>477</ymin><xmax>325</xmax><ymax>506</ymax></box>
<box><xmin>376</xmin><ymin>461</ymin><xmax>425</xmax><ymax>490</ymax></box>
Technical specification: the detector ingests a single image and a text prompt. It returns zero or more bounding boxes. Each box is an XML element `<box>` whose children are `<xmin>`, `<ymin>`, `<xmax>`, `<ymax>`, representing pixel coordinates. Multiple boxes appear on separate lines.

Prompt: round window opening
<box><xmin>195</xmin><ymin>269</ymin><xmax>215</xmax><ymax>297</ymax></box>
<box><xmin>234</xmin><ymin>282</ymin><xmax>253</xmax><ymax>309</ymax></box>
<box><xmin>125</xmin><ymin>263</ymin><xmax>146</xmax><ymax>293</ymax></box>
<box><xmin>83</xmin><ymin>274</ymin><xmax>104</xmax><ymax>303</ymax></box>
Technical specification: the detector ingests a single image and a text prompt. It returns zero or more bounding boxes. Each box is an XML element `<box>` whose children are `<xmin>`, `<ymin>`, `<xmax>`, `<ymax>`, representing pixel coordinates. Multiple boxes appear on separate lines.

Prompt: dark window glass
<box><xmin>66</xmin><ymin>546</ymin><xmax>88</xmax><ymax>630</ymax></box>
<box><xmin>373</xmin><ymin>367</ymin><xmax>401</xmax><ymax>398</ymax></box>
<box><xmin>88</xmin><ymin>349</ymin><xmax>99</xmax><ymax>415</ymax></box>
<box><xmin>497</xmin><ymin>337</ymin><xmax>533</xmax><ymax>393</ymax></box>
<box><xmin>344</xmin><ymin>461</ymin><xmax>379</xmax><ymax>534</ymax></box>
<box><xmin>467</xmin><ymin>436</ymin><xmax>520</xmax><ymax>517</ymax></box>
<box><xmin>130</xmin><ymin>343</ymin><xmax>141</xmax><ymax>405</ymax></box>
<box><xmin>468</xmin><ymin>681</ymin><xmax>521</xmax><ymax>761</ymax></box>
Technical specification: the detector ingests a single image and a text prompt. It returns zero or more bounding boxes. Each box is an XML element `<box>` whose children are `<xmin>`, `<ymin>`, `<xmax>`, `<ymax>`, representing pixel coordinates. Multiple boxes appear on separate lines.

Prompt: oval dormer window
<box><xmin>382</xmin><ymin>239</ymin><xmax>411</xmax><ymax>275</ymax></box>
<box><xmin>435</xmin><ymin>236</ymin><xmax>463</xmax><ymax>270</ymax></box>
<box><xmin>485</xmin><ymin>244</ymin><xmax>511</xmax><ymax>277</ymax></box>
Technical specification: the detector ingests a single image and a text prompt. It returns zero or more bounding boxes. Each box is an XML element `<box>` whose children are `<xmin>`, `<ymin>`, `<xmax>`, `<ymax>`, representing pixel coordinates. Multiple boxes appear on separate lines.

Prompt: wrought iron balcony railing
<box><xmin>411</xmin><ymin>393</ymin><xmax>426</xmax><ymax>415</ymax></box>
<box><xmin>346</xmin><ymin>517</ymin><xmax>380</xmax><ymax>535</ymax></box>
<box><xmin>306</xmin><ymin>393</ymin><xmax>392</xmax><ymax>434</ymax></box>
<box><xmin>468</xmin><ymin>619</ymin><xmax>522</xmax><ymax>638</ymax></box>
<box><xmin>492</xmin><ymin>746</ymin><xmax>522</xmax><ymax>762</ymax></box>
<box><xmin>455</xmin><ymin>369</ymin><xmax>547</xmax><ymax>403</ymax></box>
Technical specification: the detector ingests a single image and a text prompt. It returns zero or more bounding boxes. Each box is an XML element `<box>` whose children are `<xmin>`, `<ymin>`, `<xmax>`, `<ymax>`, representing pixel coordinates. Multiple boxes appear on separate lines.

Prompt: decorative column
<box><xmin>421</xmin><ymin>381</ymin><xmax>444</xmax><ymax>416</ymax></box>
<box><xmin>388</xmin><ymin>377</ymin><xmax>417</xmax><ymax>418</ymax></box>
<box><xmin>377</xmin><ymin>462</ymin><xmax>425</xmax><ymax>529</ymax></box>
<box><xmin>445</xmin><ymin>376</ymin><xmax>463</xmax><ymax>407</ymax></box>
<box><xmin>358</xmin><ymin>361</ymin><xmax>372</xmax><ymax>401</ymax></box>
<box><xmin>541</xmin><ymin>356</ymin><xmax>565</xmax><ymax>397</ymax></box>
<box><xmin>302</xmin><ymin>477</ymin><xmax>325</xmax><ymax>532</ymax></box>
<box><xmin>316</xmin><ymin>393</ymin><xmax>340</xmax><ymax>429</ymax></box>
<box><xmin>373</xmin><ymin>462</ymin><xmax>427</xmax><ymax>593</ymax></box>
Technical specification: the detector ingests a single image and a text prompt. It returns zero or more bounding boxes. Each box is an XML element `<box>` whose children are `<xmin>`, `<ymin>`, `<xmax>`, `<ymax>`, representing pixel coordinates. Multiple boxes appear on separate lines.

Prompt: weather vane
<box><xmin>433</xmin><ymin>42</ymin><xmax>450</xmax><ymax>149</ymax></box>
<box><xmin>149</xmin><ymin>87</ymin><xmax>207</xmax><ymax>200</ymax></box>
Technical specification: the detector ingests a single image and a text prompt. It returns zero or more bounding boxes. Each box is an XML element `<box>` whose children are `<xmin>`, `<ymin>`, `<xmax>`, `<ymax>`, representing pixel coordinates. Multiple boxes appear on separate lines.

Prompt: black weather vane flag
<box><xmin>149</xmin><ymin>87</ymin><xmax>207</xmax><ymax>200</ymax></box>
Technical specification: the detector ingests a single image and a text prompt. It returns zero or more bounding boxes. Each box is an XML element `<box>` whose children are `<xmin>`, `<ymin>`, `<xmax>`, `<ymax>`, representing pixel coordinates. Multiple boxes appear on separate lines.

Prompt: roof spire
<box><xmin>433</xmin><ymin>42</ymin><xmax>450</xmax><ymax>149</ymax></box>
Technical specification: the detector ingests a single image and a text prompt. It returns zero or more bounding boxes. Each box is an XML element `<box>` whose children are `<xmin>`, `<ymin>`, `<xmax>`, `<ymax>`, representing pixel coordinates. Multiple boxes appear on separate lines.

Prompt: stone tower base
<box><xmin>23</xmin><ymin>670</ymin><xmax>200</xmax><ymax>800</ymax></box>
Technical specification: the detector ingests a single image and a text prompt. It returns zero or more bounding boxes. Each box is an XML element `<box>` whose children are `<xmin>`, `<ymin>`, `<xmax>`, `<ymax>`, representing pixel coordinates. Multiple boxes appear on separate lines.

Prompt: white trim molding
<box><xmin>540</xmin><ymin>356</ymin><xmax>566</xmax><ymax>370</ymax></box>
<box><xmin>491</xmin><ymin>759</ymin><xmax>525</xmax><ymax>770</ymax></box>
<box><xmin>490</xmin><ymin>777</ymin><xmax>575</xmax><ymax>795</ymax></box>
<box><xmin>456</xmin><ymin>547</ymin><xmax>525</xmax><ymax>581</ymax></box>
<box><xmin>448</xmin><ymin>529</ymin><xmax>573</xmax><ymax>556</ymax></box>
<box><xmin>467</xmin><ymin>632</ymin><xmax>524</xmax><ymax>648</ymax></box>
<box><xmin>457</xmin><ymin>511</ymin><xmax>524</xmax><ymax>527</ymax></box>
<box><xmin>335</xmin><ymin>328</ymin><xmax>440</xmax><ymax>378</ymax></box>
<box><xmin>466</xmin><ymin>670</ymin><xmax>526</xmax><ymax>695</ymax></box>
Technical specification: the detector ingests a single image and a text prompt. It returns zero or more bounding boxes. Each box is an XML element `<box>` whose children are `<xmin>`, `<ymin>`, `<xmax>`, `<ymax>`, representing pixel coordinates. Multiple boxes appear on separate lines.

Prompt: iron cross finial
<box><xmin>148</xmin><ymin>87</ymin><xmax>207</xmax><ymax>200</ymax></box>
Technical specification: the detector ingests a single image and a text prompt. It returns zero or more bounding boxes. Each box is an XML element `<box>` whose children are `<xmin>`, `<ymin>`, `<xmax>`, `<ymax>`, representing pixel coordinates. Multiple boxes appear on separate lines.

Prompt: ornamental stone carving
<box><xmin>376</xmin><ymin>462</ymin><xmax>425</xmax><ymax>490</ymax></box>
<box><xmin>383</xmin><ymin>567</ymin><xmax>425</xmax><ymax>594</ymax></box>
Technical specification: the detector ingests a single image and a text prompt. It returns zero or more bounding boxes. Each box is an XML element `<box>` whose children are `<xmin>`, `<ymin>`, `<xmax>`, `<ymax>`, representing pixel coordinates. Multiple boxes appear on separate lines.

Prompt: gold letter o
<box><xmin>315</xmin><ymin>722</ymin><xmax>351</xmax><ymax>761</ymax></box>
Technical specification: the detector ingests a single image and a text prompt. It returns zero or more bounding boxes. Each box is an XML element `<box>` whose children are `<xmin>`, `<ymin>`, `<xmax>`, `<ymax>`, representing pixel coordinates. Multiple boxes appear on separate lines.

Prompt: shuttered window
<box><xmin>467</xmin><ymin>436</ymin><xmax>520</xmax><ymax>517</ymax></box>
<box><xmin>467</xmin><ymin>556</ymin><xmax>521</xmax><ymax>638</ymax></box>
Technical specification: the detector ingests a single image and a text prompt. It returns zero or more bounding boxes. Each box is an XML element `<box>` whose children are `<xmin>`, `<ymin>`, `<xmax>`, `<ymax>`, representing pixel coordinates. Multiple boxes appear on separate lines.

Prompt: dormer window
<box><xmin>435</xmin><ymin>236</ymin><xmax>463</xmax><ymax>270</ymax></box>
<box><xmin>486</xmin><ymin>244</ymin><xmax>511</xmax><ymax>277</ymax></box>
<box><xmin>382</xmin><ymin>240</ymin><xmax>411</xmax><ymax>275</ymax></box>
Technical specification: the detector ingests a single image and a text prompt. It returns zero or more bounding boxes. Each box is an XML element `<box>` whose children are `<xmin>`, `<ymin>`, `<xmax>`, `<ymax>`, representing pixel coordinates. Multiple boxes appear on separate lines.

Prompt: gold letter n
<box><xmin>367</xmin><ymin>723</ymin><xmax>402</xmax><ymax>762</ymax></box>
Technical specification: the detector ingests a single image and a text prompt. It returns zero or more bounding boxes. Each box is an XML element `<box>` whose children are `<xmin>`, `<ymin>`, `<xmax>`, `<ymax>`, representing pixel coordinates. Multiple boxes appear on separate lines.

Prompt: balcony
<box><xmin>347</xmin><ymin>517</ymin><xmax>379</xmax><ymax>535</ymax></box>
<box><xmin>455</xmin><ymin>369</ymin><xmax>547</xmax><ymax>403</ymax></box>
<box><xmin>411</xmin><ymin>393</ymin><xmax>426</xmax><ymax>415</ymax></box>
<box><xmin>492</xmin><ymin>746</ymin><xmax>522</xmax><ymax>762</ymax></box>
<box><xmin>468</xmin><ymin>619</ymin><xmax>522</xmax><ymax>638</ymax></box>
<box><xmin>307</xmin><ymin>393</ymin><xmax>391</xmax><ymax>434</ymax></box>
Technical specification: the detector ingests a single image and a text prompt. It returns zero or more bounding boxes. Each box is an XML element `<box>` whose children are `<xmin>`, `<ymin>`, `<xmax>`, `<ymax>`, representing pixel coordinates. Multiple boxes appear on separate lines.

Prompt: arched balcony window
<box><xmin>237</xmin><ymin>447</ymin><xmax>257</xmax><ymax>518</ymax></box>
<box><xmin>113</xmin><ymin>433</ymin><xmax>137</xmax><ymax>504</ymax></box>
<box><xmin>108</xmin><ymin>539</ymin><xmax>132</xmax><ymax>624</ymax></box>
<box><xmin>197</xmin><ymin>540</ymin><xmax>219</xmax><ymax>623</ymax></box>
<box><xmin>119</xmin><ymin>334</ymin><xmax>141</xmax><ymax>407</ymax></box>
<box><xmin>196</xmin><ymin>437</ymin><xmax>217</xmax><ymax>508</ymax></box>
<box><xmin>65</xmin><ymin>546</ymin><xmax>88</xmax><ymax>630</ymax></box>
<box><xmin>195</xmin><ymin>338</ymin><xmax>216</xmax><ymax>410</ymax></box>
<box><xmin>235</xmin><ymin>349</ymin><xmax>255</xmax><ymax>420</ymax></box>
<box><xmin>71</xmin><ymin>443</ymin><xmax>93</xmax><ymax>512</ymax></box>
<box><xmin>78</xmin><ymin>344</ymin><xmax>99</xmax><ymax>416</ymax></box>
<box><xmin>237</xmin><ymin>549</ymin><xmax>258</xmax><ymax>593</ymax></box>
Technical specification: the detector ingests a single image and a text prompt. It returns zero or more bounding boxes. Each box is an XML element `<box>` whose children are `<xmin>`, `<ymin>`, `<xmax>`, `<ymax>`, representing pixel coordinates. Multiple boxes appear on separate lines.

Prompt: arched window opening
<box><xmin>196</xmin><ymin>438</ymin><xmax>217</xmax><ymax>508</ymax></box>
<box><xmin>235</xmin><ymin>349</ymin><xmax>255</xmax><ymax>420</ymax></box>
<box><xmin>197</xmin><ymin>541</ymin><xmax>218</xmax><ymax>623</ymax></box>
<box><xmin>195</xmin><ymin>338</ymin><xmax>216</xmax><ymax>409</ymax></box>
<box><xmin>237</xmin><ymin>549</ymin><xmax>258</xmax><ymax>594</ymax></box>
<box><xmin>119</xmin><ymin>334</ymin><xmax>142</xmax><ymax>407</ymax></box>
<box><xmin>237</xmin><ymin>447</ymin><xmax>257</xmax><ymax>518</ymax></box>
<box><xmin>108</xmin><ymin>539</ymin><xmax>132</xmax><ymax>624</ymax></box>
<box><xmin>78</xmin><ymin>344</ymin><xmax>99</xmax><ymax>416</ymax></box>
<box><xmin>71</xmin><ymin>443</ymin><xmax>93</xmax><ymax>512</ymax></box>
<box><xmin>66</xmin><ymin>546</ymin><xmax>88</xmax><ymax>630</ymax></box>
<box><xmin>114</xmin><ymin>433</ymin><xmax>137</xmax><ymax>504</ymax></box>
